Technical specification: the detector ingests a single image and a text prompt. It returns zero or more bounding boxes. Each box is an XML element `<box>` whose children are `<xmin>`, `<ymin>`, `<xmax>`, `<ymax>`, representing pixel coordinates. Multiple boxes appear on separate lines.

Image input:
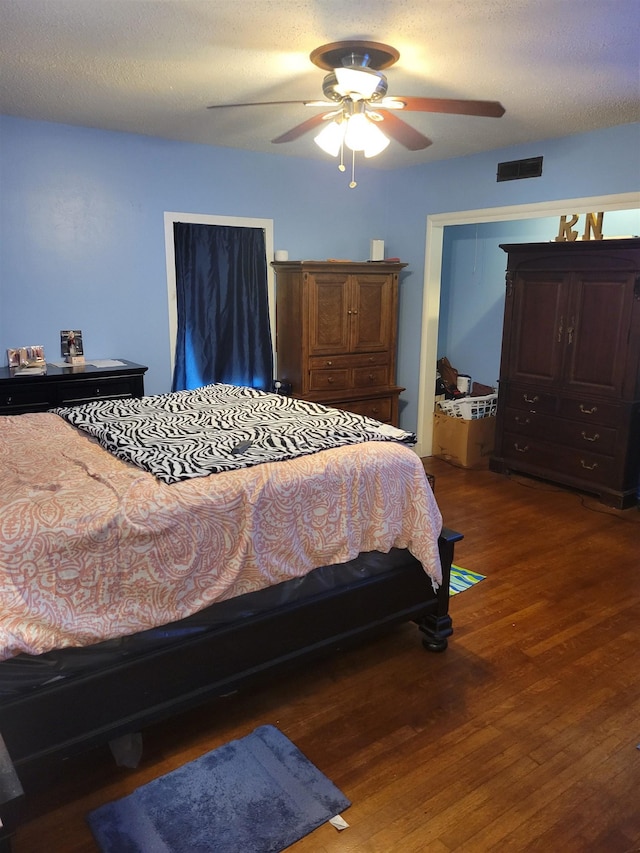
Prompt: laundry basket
<box><xmin>437</xmin><ymin>394</ymin><xmax>497</xmax><ymax>420</ymax></box>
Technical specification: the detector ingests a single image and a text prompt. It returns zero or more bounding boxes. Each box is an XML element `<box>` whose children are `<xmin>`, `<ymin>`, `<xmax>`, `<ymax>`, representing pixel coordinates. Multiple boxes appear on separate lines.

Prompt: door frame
<box><xmin>415</xmin><ymin>191</ymin><xmax>640</xmax><ymax>457</ymax></box>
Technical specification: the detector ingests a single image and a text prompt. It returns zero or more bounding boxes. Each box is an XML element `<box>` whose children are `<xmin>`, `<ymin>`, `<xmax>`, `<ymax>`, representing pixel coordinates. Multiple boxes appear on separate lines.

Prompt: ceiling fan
<box><xmin>207</xmin><ymin>40</ymin><xmax>505</xmax><ymax>185</ymax></box>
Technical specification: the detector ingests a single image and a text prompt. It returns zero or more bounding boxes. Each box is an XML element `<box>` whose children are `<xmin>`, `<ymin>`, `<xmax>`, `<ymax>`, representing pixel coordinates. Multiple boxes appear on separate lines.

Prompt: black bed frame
<box><xmin>0</xmin><ymin>527</ymin><xmax>461</xmax><ymax>850</ymax></box>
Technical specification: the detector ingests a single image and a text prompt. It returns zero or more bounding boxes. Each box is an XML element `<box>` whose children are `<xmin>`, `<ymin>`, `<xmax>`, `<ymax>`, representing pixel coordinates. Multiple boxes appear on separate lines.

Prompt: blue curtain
<box><xmin>172</xmin><ymin>223</ymin><xmax>273</xmax><ymax>392</ymax></box>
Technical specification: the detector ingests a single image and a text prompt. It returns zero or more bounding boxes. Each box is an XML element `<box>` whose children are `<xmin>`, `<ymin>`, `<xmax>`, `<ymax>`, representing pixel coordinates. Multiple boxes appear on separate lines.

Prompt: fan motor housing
<box><xmin>322</xmin><ymin>70</ymin><xmax>388</xmax><ymax>103</ymax></box>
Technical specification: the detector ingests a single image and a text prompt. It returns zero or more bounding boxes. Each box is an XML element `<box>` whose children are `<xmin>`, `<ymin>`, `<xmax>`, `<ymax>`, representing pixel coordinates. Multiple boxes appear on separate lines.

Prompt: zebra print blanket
<box><xmin>52</xmin><ymin>384</ymin><xmax>416</xmax><ymax>484</ymax></box>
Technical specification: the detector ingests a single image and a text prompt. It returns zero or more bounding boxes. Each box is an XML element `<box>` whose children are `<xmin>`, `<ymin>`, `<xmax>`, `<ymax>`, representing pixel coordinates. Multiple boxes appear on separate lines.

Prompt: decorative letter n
<box><xmin>582</xmin><ymin>212</ymin><xmax>604</xmax><ymax>241</ymax></box>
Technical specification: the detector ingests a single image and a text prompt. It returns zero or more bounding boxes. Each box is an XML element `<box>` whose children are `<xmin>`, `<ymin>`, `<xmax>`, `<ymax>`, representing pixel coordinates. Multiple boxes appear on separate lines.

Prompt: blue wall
<box><xmin>1</xmin><ymin>115</ymin><xmax>639</xmax><ymax>428</ymax></box>
<box><xmin>0</xmin><ymin>116</ymin><xmax>385</xmax><ymax>394</ymax></box>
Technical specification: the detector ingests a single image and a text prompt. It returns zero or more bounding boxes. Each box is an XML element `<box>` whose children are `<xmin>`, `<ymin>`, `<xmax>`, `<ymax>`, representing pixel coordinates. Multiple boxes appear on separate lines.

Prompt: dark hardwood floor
<box><xmin>10</xmin><ymin>458</ymin><xmax>640</xmax><ymax>852</ymax></box>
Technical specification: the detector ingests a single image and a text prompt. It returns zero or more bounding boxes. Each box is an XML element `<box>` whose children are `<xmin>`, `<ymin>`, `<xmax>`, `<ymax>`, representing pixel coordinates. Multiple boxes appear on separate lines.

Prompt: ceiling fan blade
<box><xmin>207</xmin><ymin>100</ymin><xmax>311</xmax><ymax>110</ymax></box>
<box><xmin>386</xmin><ymin>96</ymin><xmax>505</xmax><ymax>117</ymax></box>
<box><xmin>380</xmin><ymin>112</ymin><xmax>432</xmax><ymax>150</ymax></box>
<box><xmin>272</xmin><ymin>112</ymin><xmax>329</xmax><ymax>144</ymax></box>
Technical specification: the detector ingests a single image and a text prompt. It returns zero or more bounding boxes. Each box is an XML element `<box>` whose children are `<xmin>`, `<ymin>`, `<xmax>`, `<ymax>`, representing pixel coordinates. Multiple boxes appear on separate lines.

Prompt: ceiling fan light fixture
<box><xmin>363</xmin><ymin>123</ymin><xmax>390</xmax><ymax>158</ymax></box>
<box><xmin>315</xmin><ymin>104</ymin><xmax>389</xmax><ymax>188</ymax></box>
<box><xmin>343</xmin><ymin>112</ymin><xmax>369</xmax><ymax>151</ymax></box>
<box><xmin>344</xmin><ymin>110</ymin><xmax>389</xmax><ymax>155</ymax></box>
<box><xmin>314</xmin><ymin>119</ymin><xmax>345</xmax><ymax>156</ymax></box>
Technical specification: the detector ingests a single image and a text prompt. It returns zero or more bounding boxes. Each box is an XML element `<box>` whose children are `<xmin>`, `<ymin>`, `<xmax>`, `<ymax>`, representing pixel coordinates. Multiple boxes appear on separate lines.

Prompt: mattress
<box><xmin>0</xmin><ymin>547</ymin><xmax>417</xmax><ymax>695</ymax></box>
<box><xmin>0</xmin><ymin>411</ymin><xmax>442</xmax><ymax>661</ymax></box>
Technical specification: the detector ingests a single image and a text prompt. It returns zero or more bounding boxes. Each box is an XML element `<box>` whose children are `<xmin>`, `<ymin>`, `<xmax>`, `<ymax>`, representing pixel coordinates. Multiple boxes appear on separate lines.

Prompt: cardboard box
<box><xmin>432</xmin><ymin>411</ymin><xmax>496</xmax><ymax>469</ymax></box>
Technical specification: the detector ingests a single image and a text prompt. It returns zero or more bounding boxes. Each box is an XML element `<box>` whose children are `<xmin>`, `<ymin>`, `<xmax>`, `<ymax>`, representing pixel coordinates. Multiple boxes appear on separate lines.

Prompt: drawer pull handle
<box><xmin>327</xmin><ymin>377</ymin><xmax>334</xmax><ymax>384</ymax></box>
<box><xmin>325</xmin><ymin>360</ymin><xmax>333</xmax><ymax>367</ymax></box>
<box><xmin>580</xmin><ymin>459</ymin><xmax>598</xmax><ymax>470</ymax></box>
<box><xmin>368</xmin><ymin>374</ymin><xmax>375</xmax><ymax>382</ymax></box>
<box><xmin>581</xmin><ymin>431</ymin><xmax>600</xmax><ymax>443</ymax></box>
<box><xmin>523</xmin><ymin>394</ymin><xmax>538</xmax><ymax>404</ymax></box>
<box><xmin>579</xmin><ymin>403</ymin><xmax>598</xmax><ymax>415</ymax></box>
<box><xmin>514</xmin><ymin>443</ymin><xmax>529</xmax><ymax>453</ymax></box>
<box><xmin>515</xmin><ymin>415</ymin><xmax>530</xmax><ymax>425</ymax></box>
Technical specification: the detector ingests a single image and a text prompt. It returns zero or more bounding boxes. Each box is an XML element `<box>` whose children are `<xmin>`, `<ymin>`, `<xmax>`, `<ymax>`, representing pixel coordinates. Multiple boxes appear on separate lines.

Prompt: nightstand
<box><xmin>0</xmin><ymin>360</ymin><xmax>148</xmax><ymax>416</ymax></box>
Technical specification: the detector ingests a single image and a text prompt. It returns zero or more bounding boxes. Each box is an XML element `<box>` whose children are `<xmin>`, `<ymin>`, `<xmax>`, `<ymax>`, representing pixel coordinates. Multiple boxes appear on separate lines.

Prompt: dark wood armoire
<box><xmin>490</xmin><ymin>238</ymin><xmax>640</xmax><ymax>508</ymax></box>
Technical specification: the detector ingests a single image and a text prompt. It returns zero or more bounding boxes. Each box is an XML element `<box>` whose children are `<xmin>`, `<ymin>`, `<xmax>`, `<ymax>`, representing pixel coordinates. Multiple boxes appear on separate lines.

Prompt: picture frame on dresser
<box><xmin>60</xmin><ymin>329</ymin><xmax>84</xmax><ymax>362</ymax></box>
<box><xmin>6</xmin><ymin>349</ymin><xmax>20</xmax><ymax>369</ymax></box>
<box><xmin>6</xmin><ymin>347</ymin><xmax>45</xmax><ymax>370</ymax></box>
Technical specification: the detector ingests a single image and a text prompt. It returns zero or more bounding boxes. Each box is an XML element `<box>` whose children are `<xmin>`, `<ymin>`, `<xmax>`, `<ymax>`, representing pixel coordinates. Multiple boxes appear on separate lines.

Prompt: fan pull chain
<box><xmin>349</xmin><ymin>149</ymin><xmax>357</xmax><ymax>188</ymax></box>
<box><xmin>338</xmin><ymin>137</ymin><xmax>346</xmax><ymax>173</ymax></box>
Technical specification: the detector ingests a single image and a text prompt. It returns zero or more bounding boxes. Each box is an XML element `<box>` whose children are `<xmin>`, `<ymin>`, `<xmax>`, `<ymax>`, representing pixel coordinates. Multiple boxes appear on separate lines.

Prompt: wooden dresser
<box><xmin>273</xmin><ymin>261</ymin><xmax>406</xmax><ymax>425</ymax></box>
<box><xmin>0</xmin><ymin>360</ymin><xmax>147</xmax><ymax>416</ymax></box>
<box><xmin>490</xmin><ymin>238</ymin><xmax>640</xmax><ymax>508</ymax></box>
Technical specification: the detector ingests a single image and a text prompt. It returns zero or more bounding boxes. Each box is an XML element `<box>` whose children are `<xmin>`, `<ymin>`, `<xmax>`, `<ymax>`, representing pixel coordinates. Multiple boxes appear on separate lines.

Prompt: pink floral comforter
<box><xmin>0</xmin><ymin>413</ymin><xmax>442</xmax><ymax>660</ymax></box>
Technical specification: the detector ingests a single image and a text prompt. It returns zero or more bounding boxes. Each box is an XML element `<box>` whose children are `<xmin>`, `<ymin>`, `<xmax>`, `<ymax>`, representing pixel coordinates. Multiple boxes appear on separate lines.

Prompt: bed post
<box><xmin>0</xmin><ymin>733</ymin><xmax>23</xmax><ymax>853</ymax></box>
<box><xmin>419</xmin><ymin>526</ymin><xmax>463</xmax><ymax>652</ymax></box>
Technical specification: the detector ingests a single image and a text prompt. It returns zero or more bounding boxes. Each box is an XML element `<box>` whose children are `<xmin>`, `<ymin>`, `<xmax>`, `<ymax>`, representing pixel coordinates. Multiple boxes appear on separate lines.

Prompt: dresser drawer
<box><xmin>502</xmin><ymin>432</ymin><xmax>621</xmax><ymax>488</ymax></box>
<box><xmin>57</xmin><ymin>378</ymin><xmax>139</xmax><ymax>404</ymax></box>
<box><xmin>352</xmin><ymin>366</ymin><xmax>389</xmax><ymax>389</ymax></box>
<box><xmin>558</xmin><ymin>396</ymin><xmax>622</xmax><ymax>427</ymax></box>
<box><xmin>0</xmin><ymin>384</ymin><xmax>51</xmax><ymax>414</ymax></box>
<box><xmin>308</xmin><ymin>369</ymin><xmax>350</xmax><ymax>392</ymax></box>
<box><xmin>505</xmin><ymin>385</ymin><xmax>557</xmax><ymax>414</ymax></box>
<box><xmin>503</xmin><ymin>408</ymin><xmax>618</xmax><ymax>457</ymax></box>
<box><xmin>309</xmin><ymin>352</ymin><xmax>388</xmax><ymax>371</ymax></box>
<box><xmin>502</xmin><ymin>408</ymin><xmax>541</xmax><ymax>434</ymax></box>
<box><xmin>309</xmin><ymin>364</ymin><xmax>390</xmax><ymax>393</ymax></box>
<box><xmin>335</xmin><ymin>396</ymin><xmax>393</xmax><ymax>422</ymax></box>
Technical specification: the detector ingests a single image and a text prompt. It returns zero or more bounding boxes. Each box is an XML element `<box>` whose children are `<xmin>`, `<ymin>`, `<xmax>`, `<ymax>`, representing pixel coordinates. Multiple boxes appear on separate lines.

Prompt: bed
<box><xmin>0</xmin><ymin>384</ymin><xmax>461</xmax><ymax>847</ymax></box>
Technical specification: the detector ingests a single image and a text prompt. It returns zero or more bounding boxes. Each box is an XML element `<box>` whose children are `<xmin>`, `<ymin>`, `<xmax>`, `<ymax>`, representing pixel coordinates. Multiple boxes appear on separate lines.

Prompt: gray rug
<box><xmin>87</xmin><ymin>724</ymin><xmax>350</xmax><ymax>852</ymax></box>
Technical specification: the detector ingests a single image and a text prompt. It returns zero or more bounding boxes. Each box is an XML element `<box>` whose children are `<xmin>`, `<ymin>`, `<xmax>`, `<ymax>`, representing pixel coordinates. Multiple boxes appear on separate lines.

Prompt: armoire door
<box><xmin>350</xmin><ymin>272</ymin><xmax>394</xmax><ymax>353</ymax></box>
<box><xmin>307</xmin><ymin>271</ymin><xmax>351</xmax><ymax>356</ymax></box>
<box><xmin>505</xmin><ymin>271</ymin><xmax>568</xmax><ymax>386</ymax></box>
<box><xmin>562</xmin><ymin>270</ymin><xmax>636</xmax><ymax>397</ymax></box>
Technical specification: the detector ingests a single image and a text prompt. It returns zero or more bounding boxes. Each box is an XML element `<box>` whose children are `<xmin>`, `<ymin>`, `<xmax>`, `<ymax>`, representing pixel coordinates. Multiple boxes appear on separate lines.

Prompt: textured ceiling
<box><xmin>1</xmin><ymin>0</ymin><xmax>639</xmax><ymax>169</ymax></box>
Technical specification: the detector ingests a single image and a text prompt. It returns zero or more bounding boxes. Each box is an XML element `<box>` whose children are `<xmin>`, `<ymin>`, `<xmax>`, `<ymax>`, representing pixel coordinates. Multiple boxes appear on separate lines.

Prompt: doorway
<box><xmin>415</xmin><ymin>191</ymin><xmax>639</xmax><ymax>457</ymax></box>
